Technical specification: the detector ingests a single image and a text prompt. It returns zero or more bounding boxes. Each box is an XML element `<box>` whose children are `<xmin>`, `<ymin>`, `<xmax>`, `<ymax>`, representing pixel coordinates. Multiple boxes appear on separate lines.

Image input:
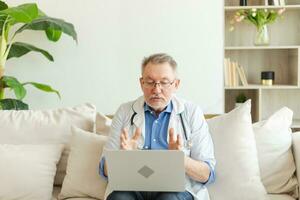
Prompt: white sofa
<box><xmin>0</xmin><ymin>102</ymin><xmax>299</xmax><ymax>200</ymax></box>
<box><xmin>49</xmin><ymin>131</ymin><xmax>300</xmax><ymax>200</ymax></box>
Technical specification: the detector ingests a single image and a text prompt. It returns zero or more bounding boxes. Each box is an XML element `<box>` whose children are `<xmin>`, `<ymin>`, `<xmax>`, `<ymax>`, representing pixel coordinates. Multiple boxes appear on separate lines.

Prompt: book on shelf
<box><xmin>273</xmin><ymin>0</ymin><xmax>280</xmax><ymax>6</ymax></box>
<box><xmin>237</xmin><ymin>64</ymin><xmax>248</xmax><ymax>86</ymax></box>
<box><xmin>279</xmin><ymin>0</ymin><xmax>285</xmax><ymax>6</ymax></box>
<box><xmin>224</xmin><ymin>58</ymin><xmax>248</xmax><ymax>87</ymax></box>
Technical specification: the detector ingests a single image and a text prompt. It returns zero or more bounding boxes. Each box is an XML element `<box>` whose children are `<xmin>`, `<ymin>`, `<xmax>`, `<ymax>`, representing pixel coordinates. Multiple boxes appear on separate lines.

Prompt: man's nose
<box><xmin>152</xmin><ymin>84</ymin><xmax>162</xmax><ymax>93</ymax></box>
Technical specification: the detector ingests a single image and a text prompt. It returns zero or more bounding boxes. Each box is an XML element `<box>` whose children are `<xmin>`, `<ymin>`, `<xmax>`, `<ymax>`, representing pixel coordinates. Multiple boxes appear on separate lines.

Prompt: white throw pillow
<box><xmin>0</xmin><ymin>103</ymin><xmax>97</xmax><ymax>186</ymax></box>
<box><xmin>59</xmin><ymin>126</ymin><xmax>108</xmax><ymax>200</ymax></box>
<box><xmin>207</xmin><ymin>100</ymin><xmax>268</xmax><ymax>200</ymax></box>
<box><xmin>0</xmin><ymin>144</ymin><xmax>63</xmax><ymax>200</ymax></box>
<box><xmin>253</xmin><ymin>107</ymin><xmax>298</xmax><ymax>198</ymax></box>
<box><xmin>96</xmin><ymin>112</ymin><xmax>112</xmax><ymax>135</ymax></box>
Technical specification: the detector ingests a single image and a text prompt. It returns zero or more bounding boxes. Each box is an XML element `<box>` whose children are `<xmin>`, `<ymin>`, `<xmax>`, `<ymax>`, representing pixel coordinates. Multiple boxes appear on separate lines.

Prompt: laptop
<box><xmin>105</xmin><ymin>149</ymin><xmax>185</xmax><ymax>192</ymax></box>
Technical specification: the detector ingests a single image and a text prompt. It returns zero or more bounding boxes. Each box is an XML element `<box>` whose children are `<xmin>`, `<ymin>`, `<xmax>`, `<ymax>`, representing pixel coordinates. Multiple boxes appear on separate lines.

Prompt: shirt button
<box><xmin>155</xmin><ymin>120</ymin><xmax>158</xmax><ymax>123</ymax></box>
<box><xmin>153</xmin><ymin>139</ymin><xmax>156</xmax><ymax>142</ymax></box>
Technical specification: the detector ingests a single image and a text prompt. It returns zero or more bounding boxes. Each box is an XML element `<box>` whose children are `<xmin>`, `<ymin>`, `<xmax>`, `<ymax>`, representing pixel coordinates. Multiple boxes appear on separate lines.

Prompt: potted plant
<box><xmin>235</xmin><ymin>93</ymin><xmax>247</xmax><ymax>108</ymax></box>
<box><xmin>229</xmin><ymin>8</ymin><xmax>285</xmax><ymax>45</ymax></box>
<box><xmin>0</xmin><ymin>1</ymin><xmax>77</xmax><ymax>110</ymax></box>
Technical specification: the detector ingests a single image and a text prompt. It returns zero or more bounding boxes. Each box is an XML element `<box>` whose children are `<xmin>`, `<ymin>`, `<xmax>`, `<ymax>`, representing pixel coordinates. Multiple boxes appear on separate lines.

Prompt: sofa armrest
<box><xmin>292</xmin><ymin>132</ymin><xmax>300</xmax><ymax>186</ymax></box>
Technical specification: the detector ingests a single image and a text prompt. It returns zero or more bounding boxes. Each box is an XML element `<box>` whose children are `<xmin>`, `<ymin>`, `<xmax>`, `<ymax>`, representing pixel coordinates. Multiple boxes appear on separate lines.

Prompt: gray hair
<box><xmin>141</xmin><ymin>53</ymin><xmax>177</xmax><ymax>75</ymax></box>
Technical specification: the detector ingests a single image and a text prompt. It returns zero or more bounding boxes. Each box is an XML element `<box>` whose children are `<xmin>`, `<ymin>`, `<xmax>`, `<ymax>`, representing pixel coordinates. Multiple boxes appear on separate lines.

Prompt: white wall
<box><xmin>5</xmin><ymin>0</ymin><xmax>224</xmax><ymax>115</ymax></box>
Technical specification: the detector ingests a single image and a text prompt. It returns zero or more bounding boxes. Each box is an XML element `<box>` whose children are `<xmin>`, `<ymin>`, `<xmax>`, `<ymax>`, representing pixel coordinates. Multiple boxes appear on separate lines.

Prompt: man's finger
<box><xmin>132</xmin><ymin>128</ymin><xmax>142</xmax><ymax>140</ymax></box>
<box><xmin>177</xmin><ymin>134</ymin><xmax>183</xmax><ymax>147</ymax></box>
<box><xmin>120</xmin><ymin>133</ymin><xmax>126</xmax><ymax>142</ymax></box>
<box><xmin>169</xmin><ymin>128</ymin><xmax>175</xmax><ymax>143</ymax></box>
<box><xmin>120</xmin><ymin>141</ymin><xmax>126</xmax><ymax>149</ymax></box>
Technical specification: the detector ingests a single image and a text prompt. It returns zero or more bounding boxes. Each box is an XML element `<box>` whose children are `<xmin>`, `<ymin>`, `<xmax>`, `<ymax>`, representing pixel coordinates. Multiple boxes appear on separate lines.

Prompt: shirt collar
<box><xmin>144</xmin><ymin>101</ymin><xmax>173</xmax><ymax>114</ymax></box>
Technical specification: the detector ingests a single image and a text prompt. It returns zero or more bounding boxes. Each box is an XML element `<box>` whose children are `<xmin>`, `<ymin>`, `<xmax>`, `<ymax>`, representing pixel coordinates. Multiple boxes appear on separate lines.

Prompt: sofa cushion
<box><xmin>267</xmin><ymin>194</ymin><xmax>296</xmax><ymax>200</ymax></box>
<box><xmin>58</xmin><ymin>126</ymin><xmax>107</xmax><ymax>200</ymax></box>
<box><xmin>207</xmin><ymin>100</ymin><xmax>268</xmax><ymax>200</ymax></box>
<box><xmin>0</xmin><ymin>103</ymin><xmax>97</xmax><ymax>186</ymax></box>
<box><xmin>0</xmin><ymin>144</ymin><xmax>63</xmax><ymax>200</ymax></box>
<box><xmin>253</xmin><ymin>107</ymin><xmax>298</xmax><ymax>198</ymax></box>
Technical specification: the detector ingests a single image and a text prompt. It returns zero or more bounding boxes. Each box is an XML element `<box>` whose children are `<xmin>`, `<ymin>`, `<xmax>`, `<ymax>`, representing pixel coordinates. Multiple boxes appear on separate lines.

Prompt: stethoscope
<box><xmin>130</xmin><ymin>109</ymin><xmax>193</xmax><ymax>149</ymax></box>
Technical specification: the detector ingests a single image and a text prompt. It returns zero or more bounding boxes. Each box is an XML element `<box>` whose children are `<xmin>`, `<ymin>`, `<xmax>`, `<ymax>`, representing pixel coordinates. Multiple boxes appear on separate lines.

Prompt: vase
<box><xmin>254</xmin><ymin>25</ymin><xmax>269</xmax><ymax>46</ymax></box>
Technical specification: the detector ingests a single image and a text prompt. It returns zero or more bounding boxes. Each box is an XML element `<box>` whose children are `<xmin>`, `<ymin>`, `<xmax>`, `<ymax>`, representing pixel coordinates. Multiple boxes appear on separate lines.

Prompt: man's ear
<box><xmin>139</xmin><ymin>77</ymin><xmax>143</xmax><ymax>88</ymax></box>
<box><xmin>174</xmin><ymin>79</ymin><xmax>180</xmax><ymax>89</ymax></box>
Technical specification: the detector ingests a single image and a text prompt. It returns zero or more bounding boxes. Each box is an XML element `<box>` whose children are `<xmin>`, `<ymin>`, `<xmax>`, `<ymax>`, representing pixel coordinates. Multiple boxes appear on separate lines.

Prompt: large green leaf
<box><xmin>23</xmin><ymin>82</ymin><xmax>61</xmax><ymax>99</ymax></box>
<box><xmin>0</xmin><ymin>1</ymin><xmax>8</xmax><ymax>11</ymax></box>
<box><xmin>7</xmin><ymin>42</ymin><xmax>54</xmax><ymax>61</ymax></box>
<box><xmin>1</xmin><ymin>76</ymin><xmax>26</xmax><ymax>100</ymax></box>
<box><xmin>16</xmin><ymin>16</ymin><xmax>77</xmax><ymax>42</ymax></box>
<box><xmin>0</xmin><ymin>3</ymin><xmax>38</xmax><ymax>23</ymax></box>
<box><xmin>0</xmin><ymin>98</ymin><xmax>28</xmax><ymax>110</ymax></box>
<box><xmin>46</xmin><ymin>27</ymin><xmax>62</xmax><ymax>42</ymax></box>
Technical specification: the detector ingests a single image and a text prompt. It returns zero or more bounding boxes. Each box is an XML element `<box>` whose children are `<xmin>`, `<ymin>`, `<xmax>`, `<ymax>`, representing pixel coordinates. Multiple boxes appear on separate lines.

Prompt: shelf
<box><xmin>225</xmin><ymin>5</ymin><xmax>300</xmax><ymax>11</ymax></box>
<box><xmin>225</xmin><ymin>46</ymin><xmax>300</xmax><ymax>50</ymax></box>
<box><xmin>225</xmin><ymin>85</ymin><xmax>299</xmax><ymax>89</ymax></box>
<box><xmin>224</xmin><ymin>0</ymin><xmax>300</xmax><ymax>124</ymax></box>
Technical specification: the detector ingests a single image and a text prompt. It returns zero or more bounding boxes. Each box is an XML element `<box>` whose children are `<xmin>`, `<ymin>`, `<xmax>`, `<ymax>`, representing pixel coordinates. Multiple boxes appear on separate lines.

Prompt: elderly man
<box><xmin>99</xmin><ymin>53</ymin><xmax>216</xmax><ymax>200</ymax></box>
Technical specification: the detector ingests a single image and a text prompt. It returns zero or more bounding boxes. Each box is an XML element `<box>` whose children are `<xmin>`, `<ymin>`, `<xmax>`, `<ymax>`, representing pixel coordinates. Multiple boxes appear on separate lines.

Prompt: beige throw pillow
<box><xmin>253</xmin><ymin>107</ymin><xmax>298</xmax><ymax>198</ymax></box>
<box><xmin>0</xmin><ymin>144</ymin><xmax>63</xmax><ymax>200</ymax></box>
<box><xmin>207</xmin><ymin>100</ymin><xmax>268</xmax><ymax>200</ymax></box>
<box><xmin>59</xmin><ymin>126</ymin><xmax>108</xmax><ymax>200</ymax></box>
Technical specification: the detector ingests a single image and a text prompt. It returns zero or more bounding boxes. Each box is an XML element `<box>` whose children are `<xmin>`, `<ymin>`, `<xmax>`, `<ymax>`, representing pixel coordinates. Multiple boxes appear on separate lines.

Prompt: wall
<box><xmin>5</xmin><ymin>0</ymin><xmax>224</xmax><ymax>114</ymax></box>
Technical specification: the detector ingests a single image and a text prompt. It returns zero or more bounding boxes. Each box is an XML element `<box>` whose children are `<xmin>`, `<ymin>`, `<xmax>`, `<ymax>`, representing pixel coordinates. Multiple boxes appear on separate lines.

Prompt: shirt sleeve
<box><xmin>202</xmin><ymin>161</ymin><xmax>216</xmax><ymax>185</ymax></box>
<box><xmin>99</xmin><ymin>104</ymin><xmax>128</xmax><ymax>180</ymax></box>
<box><xmin>188</xmin><ymin>104</ymin><xmax>216</xmax><ymax>185</ymax></box>
<box><xmin>99</xmin><ymin>157</ymin><xmax>108</xmax><ymax>181</ymax></box>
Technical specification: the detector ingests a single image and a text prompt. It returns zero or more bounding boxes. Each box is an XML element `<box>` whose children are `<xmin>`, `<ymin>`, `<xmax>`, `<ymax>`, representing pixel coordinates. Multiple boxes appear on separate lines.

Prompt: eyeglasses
<box><xmin>142</xmin><ymin>79</ymin><xmax>175</xmax><ymax>89</ymax></box>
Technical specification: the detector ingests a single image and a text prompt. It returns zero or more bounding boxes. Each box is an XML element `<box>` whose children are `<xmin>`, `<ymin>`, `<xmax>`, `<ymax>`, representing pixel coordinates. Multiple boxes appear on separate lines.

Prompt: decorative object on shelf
<box><xmin>255</xmin><ymin>24</ymin><xmax>269</xmax><ymax>46</ymax></box>
<box><xmin>261</xmin><ymin>71</ymin><xmax>275</xmax><ymax>86</ymax></box>
<box><xmin>230</xmin><ymin>8</ymin><xmax>286</xmax><ymax>46</ymax></box>
<box><xmin>235</xmin><ymin>93</ymin><xmax>247</xmax><ymax>108</ymax></box>
<box><xmin>0</xmin><ymin>1</ymin><xmax>77</xmax><ymax>110</ymax></box>
<box><xmin>266</xmin><ymin>0</ymin><xmax>274</xmax><ymax>6</ymax></box>
<box><xmin>240</xmin><ymin>0</ymin><xmax>247</xmax><ymax>6</ymax></box>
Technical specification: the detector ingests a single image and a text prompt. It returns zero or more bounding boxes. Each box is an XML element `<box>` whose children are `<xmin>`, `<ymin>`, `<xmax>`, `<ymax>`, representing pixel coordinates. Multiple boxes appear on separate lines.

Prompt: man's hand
<box><xmin>120</xmin><ymin>128</ymin><xmax>141</xmax><ymax>150</ymax></box>
<box><xmin>168</xmin><ymin>128</ymin><xmax>183</xmax><ymax>150</ymax></box>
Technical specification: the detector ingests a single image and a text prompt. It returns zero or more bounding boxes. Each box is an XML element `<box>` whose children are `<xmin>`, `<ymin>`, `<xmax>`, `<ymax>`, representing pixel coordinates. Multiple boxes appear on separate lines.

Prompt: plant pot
<box><xmin>235</xmin><ymin>103</ymin><xmax>244</xmax><ymax>108</ymax></box>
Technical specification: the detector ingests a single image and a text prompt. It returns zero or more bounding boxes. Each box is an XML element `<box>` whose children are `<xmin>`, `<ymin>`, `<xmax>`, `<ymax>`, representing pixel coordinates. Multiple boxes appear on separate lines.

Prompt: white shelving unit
<box><xmin>224</xmin><ymin>0</ymin><xmax>300</xmax><ymax>129</ymax></box>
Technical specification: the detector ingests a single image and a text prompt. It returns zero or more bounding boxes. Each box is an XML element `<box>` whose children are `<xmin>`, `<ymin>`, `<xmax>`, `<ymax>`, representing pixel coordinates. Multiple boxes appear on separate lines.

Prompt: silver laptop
<box><xmin>105</xmin><ymin>149</ymin><xmax>185</xmax><ymax>192</ymax></box>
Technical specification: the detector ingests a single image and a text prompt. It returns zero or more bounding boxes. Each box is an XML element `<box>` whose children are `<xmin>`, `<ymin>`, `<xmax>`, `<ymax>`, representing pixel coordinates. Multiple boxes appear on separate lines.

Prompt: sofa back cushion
<box><xmin>0</xmin><ymin>103</ymin><xmax>97</xmax><ymax>186</ymax></box>
<box><xmin>253</xmin><ymin>107</ymin><xmax>298</xmax><ymax>198</ymax></box>
<box><xmin>207</xmin><ymin>100</ymin><xmax>268</xmax><ymax>200</ymax></box>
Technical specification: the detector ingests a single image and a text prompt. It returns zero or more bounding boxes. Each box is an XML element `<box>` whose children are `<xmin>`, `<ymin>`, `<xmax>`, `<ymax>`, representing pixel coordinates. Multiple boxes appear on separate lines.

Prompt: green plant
<box><xmin>229</xmin><ymin>8</ymin><xmax>285</xmax><ymax>31</ymax></box>
<box><xmin>0</xmin><ymin>1</ymin><xmax>77</xmax><ymax>110</ymax></box>
<box><xmin>236</xmin><ymin>93</ymin><xmax>247</xmax><ymax>103</ymax></box>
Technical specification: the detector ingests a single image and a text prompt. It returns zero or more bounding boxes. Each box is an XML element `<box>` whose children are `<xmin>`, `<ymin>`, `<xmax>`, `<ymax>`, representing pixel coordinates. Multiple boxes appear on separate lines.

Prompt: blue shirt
<box><xmin>143</xmin><ymin>102</ymin><xmax>172</xmax><ymax>150</ymax></box>
<box><xmin>99</xmin><ymin>102</ymin><xmax>215</xmax><ymax>184</ymax></box>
